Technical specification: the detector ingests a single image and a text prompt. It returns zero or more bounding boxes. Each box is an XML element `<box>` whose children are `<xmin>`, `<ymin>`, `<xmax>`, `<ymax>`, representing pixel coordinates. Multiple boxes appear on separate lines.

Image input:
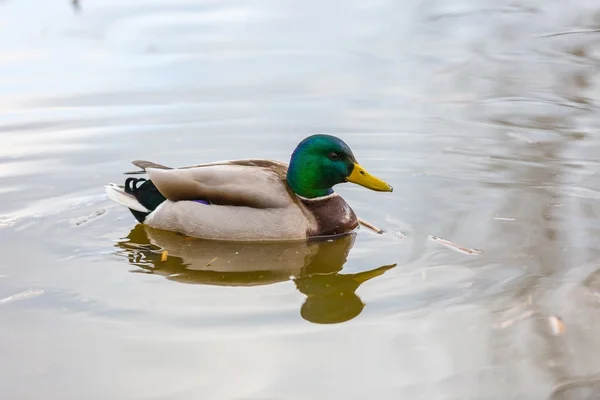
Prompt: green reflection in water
<box><xmin>115</xmin><ymin>225</ymin><xmax>396</xmax><ymax>324</ymax></box>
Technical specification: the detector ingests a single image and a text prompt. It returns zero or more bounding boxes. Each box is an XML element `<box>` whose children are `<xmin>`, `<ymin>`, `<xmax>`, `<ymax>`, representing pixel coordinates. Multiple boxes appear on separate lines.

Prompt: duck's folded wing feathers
<box><xmin>127</xmin><ymin>159</ymin><xmax>288</xmax><ymax>174</ymax></box>
<box><xmin>146</xmin><ymin>163</ymin><xmax>292</xmax><ymax>209</ymax></box>
<box><xmin>122</xmin><ymin>160</ymin><xmax>172</xmax><ymax>175</ymax></box>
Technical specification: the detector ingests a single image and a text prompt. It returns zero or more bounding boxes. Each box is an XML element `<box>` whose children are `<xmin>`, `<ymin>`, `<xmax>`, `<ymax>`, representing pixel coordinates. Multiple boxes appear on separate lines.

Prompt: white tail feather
<box><xmin>105</xmin><ymin>184</ymin><xmax>150</xmax><ymax>213</ymax></box>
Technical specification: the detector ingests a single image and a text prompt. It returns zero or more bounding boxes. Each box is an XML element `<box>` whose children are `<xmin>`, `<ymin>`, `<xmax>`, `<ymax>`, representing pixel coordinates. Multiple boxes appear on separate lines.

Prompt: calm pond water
<box><xmin>3</xmin><ymin>0</ymin><xmax>600</xmax><ymax>398</ymax></box>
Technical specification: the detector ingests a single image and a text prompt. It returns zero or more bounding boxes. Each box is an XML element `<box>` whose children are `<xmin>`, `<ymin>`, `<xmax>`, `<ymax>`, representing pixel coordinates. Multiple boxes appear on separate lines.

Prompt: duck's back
<box><xmin>145</xmin><ymin>159</ymin><xmax>293</xmax><ymax>209</ymax></box>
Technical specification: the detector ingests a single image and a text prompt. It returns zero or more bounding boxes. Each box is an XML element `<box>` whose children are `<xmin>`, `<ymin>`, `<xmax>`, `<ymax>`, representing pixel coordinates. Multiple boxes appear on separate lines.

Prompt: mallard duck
<box><xmin>105</xmin><ymin>134</ymin><xmax>393</xmax><ymax>241</ymax></box>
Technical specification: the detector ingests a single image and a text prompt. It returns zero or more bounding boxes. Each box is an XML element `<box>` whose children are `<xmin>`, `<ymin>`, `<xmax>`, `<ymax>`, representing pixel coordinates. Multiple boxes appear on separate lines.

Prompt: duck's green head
<box><xmin>286</xmin><ymin>134</ymin><xmax>393</xmax><ymax>199</ymax></box>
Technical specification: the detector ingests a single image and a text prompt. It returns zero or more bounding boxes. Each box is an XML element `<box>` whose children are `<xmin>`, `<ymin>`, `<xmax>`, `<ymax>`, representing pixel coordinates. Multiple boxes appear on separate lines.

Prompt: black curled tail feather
<box><xmin>124</xmin><ymin>178</ymin><xmax>167</xmax><ymax>223</ymax></box>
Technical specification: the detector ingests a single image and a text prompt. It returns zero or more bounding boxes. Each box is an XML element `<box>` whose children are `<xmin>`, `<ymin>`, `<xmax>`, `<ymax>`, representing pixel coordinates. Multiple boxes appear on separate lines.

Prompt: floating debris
<box><xmin>205</xmin><ymin>257</ymin><xmax>218</xmax><ymax>267</ymax></box>
<box><xmin>358</xmin><ymin>217</ymin><xmax>384</xmax><ymax>234</ymax></box>
<box><xmin>160</xmin><ymin>250</ymin><xmax>168</xmax><ymax>262</ymax></box>
<box><xmin>494</xmin><ymin>306</ymin><xmax>566</xmax><ymax>336</ymax></box>
<box><xmin>429</xmin><ymin>235</ymin><xmax>482</xmax><ymax>255</ymax></box>
<box><xmin>549</xmin><ymin>316</ymin><xmax>566</xmax><ymax>336</ymax></box>
<box><xmin>0</xmin><ymin>289</ymin><xmax>44</xmax><ymax>305</ymax></box>
<box><xmin>495</xmin><ymin>309</ymin><xmax>535</xmax><ymax>329</ymax></box>
<box><xmin>538</xmin><ymin>29</ymin><xmax>600</xmax><ymax>38</ymax></box>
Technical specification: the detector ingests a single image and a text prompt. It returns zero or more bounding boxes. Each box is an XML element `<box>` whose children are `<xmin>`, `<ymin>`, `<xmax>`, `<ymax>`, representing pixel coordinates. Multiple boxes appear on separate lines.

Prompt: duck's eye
<box><xmin>328</xmin><ymin>152</ymin><xmax>340</xmax><ymax>161</ymax></box>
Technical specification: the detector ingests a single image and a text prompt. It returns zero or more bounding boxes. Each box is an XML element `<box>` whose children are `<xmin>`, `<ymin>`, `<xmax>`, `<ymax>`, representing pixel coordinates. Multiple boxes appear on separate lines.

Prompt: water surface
<box><xmin>2</xmin><ymin>0</ymin><xmax>600</xmax><ymax>398</ymax></box>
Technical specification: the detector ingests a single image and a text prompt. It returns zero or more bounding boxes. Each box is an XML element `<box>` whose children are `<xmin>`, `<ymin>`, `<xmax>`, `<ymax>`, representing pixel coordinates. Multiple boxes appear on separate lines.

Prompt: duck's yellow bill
<box><xmin>347</xmin><ymin>163</ymin><xmax>393</xmax><ymax>192</ymax></box>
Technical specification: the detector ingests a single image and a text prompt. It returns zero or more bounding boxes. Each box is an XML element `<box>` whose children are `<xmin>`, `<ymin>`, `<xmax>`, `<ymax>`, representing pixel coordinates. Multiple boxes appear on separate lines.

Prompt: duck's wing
<box><xmin>124</xmin><ymin>160</ymin><xmax>172</xmax><ymax>174</ymax></box>
<box><xmin>140</xmin><ymin>159</ymin><xmax>293</xmax><ymax>209</ymax></box>
<box><xmin>125</xmin><ymin>159</ymin><xmax>288</xmax><ymax>174</ymax></box>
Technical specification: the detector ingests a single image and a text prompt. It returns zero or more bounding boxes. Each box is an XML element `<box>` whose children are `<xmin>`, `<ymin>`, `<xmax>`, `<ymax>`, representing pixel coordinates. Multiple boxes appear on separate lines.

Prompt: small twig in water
<box><xmin>205</xmin><ymin>257</ymin><xmax>218</xmax><ymax>267</ymax></box>
<box><xmin>358</xmin><ymin>218</ymin><xmax>384</xmax><ymax>234</ymax></box>
<box><xmin>429</xmin><ymin>235</ymin><xmax>482</xmax><ymax>255</ymax></box>
<box><xmin>495</xmin><ymin>309</ymin><xmax>535</xmax><ymax>329</ymax></box>
<box><xmin>538</xmin><ymin>29</ymin><xmax>600</xmax><ymax>38</ymax></box>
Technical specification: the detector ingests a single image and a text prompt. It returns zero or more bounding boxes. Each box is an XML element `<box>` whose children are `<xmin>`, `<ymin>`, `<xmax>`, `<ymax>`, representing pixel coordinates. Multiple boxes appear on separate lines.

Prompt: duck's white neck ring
<box><xmin>296</xmin><ymin>192</ymin><xmax>339</xmax><ymax>202</ymax></box>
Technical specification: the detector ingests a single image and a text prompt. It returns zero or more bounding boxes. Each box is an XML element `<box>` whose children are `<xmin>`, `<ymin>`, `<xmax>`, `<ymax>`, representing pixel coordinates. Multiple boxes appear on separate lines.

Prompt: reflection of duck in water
<box><xmin>116</xmin><ymin>225</ymin><xmax>396</xmax><ymax>324</ymax></box>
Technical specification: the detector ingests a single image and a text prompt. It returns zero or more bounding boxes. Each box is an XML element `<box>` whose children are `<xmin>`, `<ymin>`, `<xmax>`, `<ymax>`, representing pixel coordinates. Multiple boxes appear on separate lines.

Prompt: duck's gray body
<box><xmin>106</xmin><ymin>159</ymin><xmax>358</xmax><ymax>241</ymax></box>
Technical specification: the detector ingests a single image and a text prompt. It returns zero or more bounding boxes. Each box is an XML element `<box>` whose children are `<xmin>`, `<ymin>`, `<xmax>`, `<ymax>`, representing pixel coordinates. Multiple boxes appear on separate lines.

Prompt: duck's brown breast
<box><xmin>301</xmin><ymin>194</ymin><xmax>358</xmax><ymax>237</ymax></box>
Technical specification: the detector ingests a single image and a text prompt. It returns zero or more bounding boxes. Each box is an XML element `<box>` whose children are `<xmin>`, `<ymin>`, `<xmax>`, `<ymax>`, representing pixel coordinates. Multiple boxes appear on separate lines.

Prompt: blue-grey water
<box><xmin>2</xmin><ymin>0</ymin><xmax>600</xmax><ymax>398</ymax></box>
